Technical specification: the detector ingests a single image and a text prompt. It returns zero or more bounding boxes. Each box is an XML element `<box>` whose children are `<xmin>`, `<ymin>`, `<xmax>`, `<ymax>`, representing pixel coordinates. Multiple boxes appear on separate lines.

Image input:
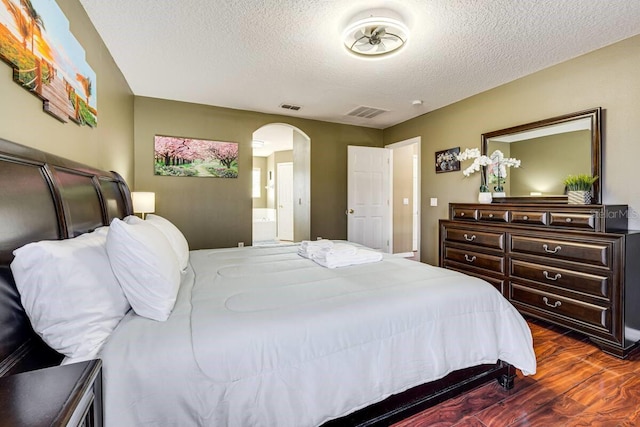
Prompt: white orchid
<box><xmin>457</xmin><ymin>148</ymin><xmax>521</xmax><ymax>192</ymax></box>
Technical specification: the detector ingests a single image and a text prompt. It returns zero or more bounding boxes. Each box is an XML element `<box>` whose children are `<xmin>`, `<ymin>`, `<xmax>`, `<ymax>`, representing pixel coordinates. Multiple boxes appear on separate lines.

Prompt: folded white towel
<box><xmin>298</xmin><ymin>240</ymin><xmax>334</xmax><ymax>259</ymax></box>
<box><xmin>312</xmin><ymin>248</ymin><xmax>383</xmax><ymax>269</ymax></box>
<box><xmin>310</xmin><ymin>243</ymin><xmax>358</xmax><ymax>260</ymax></box>
<box><xmin>300</xmin><ymin>240</ymin><xmax>333</xmax><ymax>249</ymax></box>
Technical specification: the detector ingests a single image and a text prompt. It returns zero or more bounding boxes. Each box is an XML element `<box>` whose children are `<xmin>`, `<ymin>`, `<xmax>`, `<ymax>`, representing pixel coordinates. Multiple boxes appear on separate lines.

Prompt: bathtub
<box><xmin>252</xmin><ymin>208</ymin><xmax>277</xmax><ymax>243</ymax></box>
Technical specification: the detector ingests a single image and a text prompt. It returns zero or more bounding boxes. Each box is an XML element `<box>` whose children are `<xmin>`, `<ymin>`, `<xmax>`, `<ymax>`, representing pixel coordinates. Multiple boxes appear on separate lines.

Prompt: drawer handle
<box><xmin>463</xmin><ymin>234</ymin><xmax>476</xmax><ymax>241</ymax></box>
<box><xmin>542</xmin><ymin>244</ymin><xmax>562</xmax><ymax>254</ymax></box>
<box><xmin>488</xmin><ymin>213</ymin><xmax>494</xmax><ymax>218</ymax></box>
<box><xmin>460</xmin><ymin>212</ymin><xmax>465</xmax><ymax>217</ymax></box>
<box><xmin>464</xmin><ymin>254</ymin><xmax>476</xmax><ymax>263</ymax></box>
<box><xmin>565</xmin><ymin>217</ymin><xmax>573</xmax><ymax>223</ymax></box>
<box><xmin>542</xmin><ymin>296</ymin><xmax>562</xmax><ymax>308</ymax></box>
<box><xmin>523</xmin><ymin>215</ymin><xmax>529</xmax><ymax>221</ymax></box>
<box><xmin>543</xmin><ymin>271</ymin><xmax>562</xmax><ymax>281</ymax></box>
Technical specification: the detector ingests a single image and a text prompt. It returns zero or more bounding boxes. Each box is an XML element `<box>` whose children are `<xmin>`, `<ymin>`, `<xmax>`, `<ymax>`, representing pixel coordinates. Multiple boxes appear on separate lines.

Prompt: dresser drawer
<box><xmin>444</xmin><ymin>227</ymin><xmax>505</xmax><ymax>250</ymax></box>
<box><xmin>444</xmin><ymin>247</ymin><xmax>505</xmax><ymax>273</ymax></box>
<box><xmin>478</xmin><ymin>209</ymin><xmax>509</xmax><ymax>222</ymax></box>
<box><xmin>510</xmin><ymin>210</ymin><xmax>548</xmax><ymax>226</ymax></box>
<box><xmin>452</xmin><ymin>207</ymin><xmax>478</xmax><ymax>221</ymax></box>
<box><xmin>549</xmin><ymin>212</ymin><xmax>596</xmax><ymax>230</ymax></box>
<box><xmin>510</xmin><ymin>283</ymin><xmax>611</xmax><ymax>332</ymax></box>
<box><xmin>510</xmin><ymin>259</ymin><xmax>610</xmax><ymax>299</ymax></box>
<box><xmin>510</xmin><ymin>235</ymin><xmax>610</xmax><ymax>268</ymax></box>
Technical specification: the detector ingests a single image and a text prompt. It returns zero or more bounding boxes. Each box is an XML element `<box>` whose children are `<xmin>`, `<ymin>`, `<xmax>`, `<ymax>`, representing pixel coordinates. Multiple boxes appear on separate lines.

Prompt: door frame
<box><xmin>276</xmin><ymin>161</ymin><xmax>294</xmax><ymax>241</ymax></box>
<box><xmin>386</xmin><ymin>137</ymin><xmax>421</xmax><ymax>261</ymax></box>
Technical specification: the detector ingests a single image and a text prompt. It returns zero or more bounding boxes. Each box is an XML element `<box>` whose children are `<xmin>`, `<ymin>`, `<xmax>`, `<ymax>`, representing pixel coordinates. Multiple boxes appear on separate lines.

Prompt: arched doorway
<box><xmin>252</xmin><ymin>123</ymin><xmax>310</xmax><ymax>245</ymax></box>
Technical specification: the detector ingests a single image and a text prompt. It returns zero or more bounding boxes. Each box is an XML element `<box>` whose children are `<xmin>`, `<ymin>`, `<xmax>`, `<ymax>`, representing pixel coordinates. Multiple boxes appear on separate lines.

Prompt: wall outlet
<box><xmin>238</xmin><ymin>242</ymin><xmax>244</xmax><ymax>247</ymax></box>
<box><xmin>430</xmin><ymin>198</ymin><xmax>438</xmax><ymax>207</ymax></box>
<box><xmin>317</xmin><ymin>236</ymin><xmax>322</xmax><ymax>240</ymax></box>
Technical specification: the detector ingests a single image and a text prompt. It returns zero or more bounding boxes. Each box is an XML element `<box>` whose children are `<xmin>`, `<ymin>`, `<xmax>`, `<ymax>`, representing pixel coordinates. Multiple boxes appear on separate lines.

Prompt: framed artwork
<box><xmin>435</xmin><ymin>147</ymin><xmax>460</xmax><ymax>173</ymax></box>
<box><xmin>0</xmin><ymin>0</ymin><xmax>97</xmax><ymax>126</ymax></box>
<box><xmin>154</xmin><ymin>135</ymin><xmax>238</xmax><ymax>178</ymax></box>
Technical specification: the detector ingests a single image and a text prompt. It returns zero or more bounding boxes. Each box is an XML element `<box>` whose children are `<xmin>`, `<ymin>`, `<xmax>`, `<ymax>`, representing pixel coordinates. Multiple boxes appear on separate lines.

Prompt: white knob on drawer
<box><xmin>566</xmin><ymin>217</ymin><xmax>573</xmax><ymax>223</ymax></box>
<box><xmin>523</xmin><ymin>215</ymin><xmax>529</xmax><ymax>220</ymax></box>
<box><xmin>460</xmin><ymin>212</ymin><xmax>465</xmax><ymax>217</ymax></box>
<box><xmin>488</xmin><ymin>213</ymin><xmax>494</xmax><ymax>218</ymax></box>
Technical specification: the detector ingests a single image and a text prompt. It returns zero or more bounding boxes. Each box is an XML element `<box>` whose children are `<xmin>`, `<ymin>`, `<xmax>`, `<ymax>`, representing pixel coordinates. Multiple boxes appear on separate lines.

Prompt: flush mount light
<box><xmin>251</xmin><ymin>140</ymin><xmax>265</xmax><ymax>148</ymax></box>
<box><xmin>342</xmin><ymin>14</ymin><xmax>409</xmax><ymax>58</ymax></box>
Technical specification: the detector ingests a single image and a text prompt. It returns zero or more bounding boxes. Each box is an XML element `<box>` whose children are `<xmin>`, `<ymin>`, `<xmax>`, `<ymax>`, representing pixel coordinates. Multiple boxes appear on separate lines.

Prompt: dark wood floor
<box><xmin>392</xmin><ymin>317</ymin><xmax>640</xmax><ymax>426</ymax></box>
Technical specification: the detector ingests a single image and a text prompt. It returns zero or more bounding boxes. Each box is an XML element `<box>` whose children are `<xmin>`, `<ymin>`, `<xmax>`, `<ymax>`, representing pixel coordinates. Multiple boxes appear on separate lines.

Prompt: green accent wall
<box><xmin>133</xmin><ymin>96</ymin><xmax>383</xmax><ymax>250</ymax></box>
<box><xmin>508</xmin><ymin>130</ymin><xmax>591</xmax><ymax>196</ymax></box>
<box><xmin>0</xmin><ymin>0</ymin><xmax>134</xmax><ymax>183</ymax></box>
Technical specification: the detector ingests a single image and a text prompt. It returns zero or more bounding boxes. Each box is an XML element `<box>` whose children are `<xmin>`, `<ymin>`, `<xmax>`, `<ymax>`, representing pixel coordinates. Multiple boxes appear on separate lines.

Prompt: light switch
<box><xmin>430</xmin><ymin>198</ymin><xmax>438</xmax><ymax>207</ymax></box>
<box><xmin>403</xmin><ymin>198</ymin><xmax>409</xmax><ymax>205</ymax></box>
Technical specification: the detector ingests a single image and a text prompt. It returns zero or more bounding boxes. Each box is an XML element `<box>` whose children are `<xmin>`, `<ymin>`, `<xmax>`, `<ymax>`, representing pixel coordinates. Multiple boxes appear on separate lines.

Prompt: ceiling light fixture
<box><xmin>342</xmin><ymin>12</ymin><xmax>409</xmax><ymax>58</ymax></box>
<box><xmin>251</xmin><ymin>140</ymin><xmax>265</xmax><ymax>148</ymax></box>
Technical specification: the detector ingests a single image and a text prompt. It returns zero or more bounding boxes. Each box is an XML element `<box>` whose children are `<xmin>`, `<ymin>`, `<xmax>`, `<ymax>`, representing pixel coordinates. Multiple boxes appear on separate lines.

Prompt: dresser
<box><xmin>0</xmin><ymin>359</ymin><xmax>102</xmax><ymax>427</ymax></box>
<box><xmin>439</xmin><ymin>203</ymin><xmax>640</xmax><ymax>358</ymax></box>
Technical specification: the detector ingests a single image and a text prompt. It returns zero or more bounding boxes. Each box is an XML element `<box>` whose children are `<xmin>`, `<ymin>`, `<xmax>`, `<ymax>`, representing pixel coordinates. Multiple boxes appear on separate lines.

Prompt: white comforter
<box><xmin>100</xmin><ymin>245</ymin><xmax>536</xmax><ymax>427</ymax></box>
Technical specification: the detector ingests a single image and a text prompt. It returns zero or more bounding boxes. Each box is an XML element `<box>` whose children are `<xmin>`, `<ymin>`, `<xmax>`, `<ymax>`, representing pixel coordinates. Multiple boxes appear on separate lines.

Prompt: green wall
<box><xmin>384</xmin><ymin>35</ymin><xmax>640</xmax><ymax>265</ymax></box>
<box><xmin>509</xmin><ymin>130</ymin><xmax>591</xmax><ymax>196</ymax></box>
<box><xmin>0</xmin><ymin>0</ymin><xmax>134</xmax><ymax>183</ymax></box>
<box><xmin>133</xmin><ymin>96</ymin><xmax>383</xmax><ymax>250</ymax></box>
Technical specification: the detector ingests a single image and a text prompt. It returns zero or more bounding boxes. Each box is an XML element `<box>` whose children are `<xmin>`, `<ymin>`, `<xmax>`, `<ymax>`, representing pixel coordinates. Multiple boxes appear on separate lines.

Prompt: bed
<box><xmin>0</xmin><ymin>137</ymin><xmax>536</xmax><ymax>426</ymax></box>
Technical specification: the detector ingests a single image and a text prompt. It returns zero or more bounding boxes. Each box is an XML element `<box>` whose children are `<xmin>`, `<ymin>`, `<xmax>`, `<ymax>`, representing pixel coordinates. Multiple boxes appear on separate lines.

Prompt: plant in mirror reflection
<box><xmin>457</xmin><ymin>148</ymin><xmax>521</xmax><ymax>192</ymax></box>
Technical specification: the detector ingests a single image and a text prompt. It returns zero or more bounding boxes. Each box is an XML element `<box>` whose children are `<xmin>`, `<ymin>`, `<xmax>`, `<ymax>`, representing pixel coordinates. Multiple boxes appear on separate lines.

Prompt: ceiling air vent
<box><xmin>280</xmin><ymin>103</ymin><xmax>302</xmax><ymax>111</ymax></box>
<box><xmin>346</xmin><ymin>105</ymin><xmax>388</xmax><ymax>119</ymax></box>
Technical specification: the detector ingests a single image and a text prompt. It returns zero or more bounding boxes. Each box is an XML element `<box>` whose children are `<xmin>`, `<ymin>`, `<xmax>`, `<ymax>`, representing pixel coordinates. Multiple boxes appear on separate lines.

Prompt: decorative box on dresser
<box><xmin>439</xmin><ymin>203</ymin><xmax>640</xmax><ymax>358</ymax></box>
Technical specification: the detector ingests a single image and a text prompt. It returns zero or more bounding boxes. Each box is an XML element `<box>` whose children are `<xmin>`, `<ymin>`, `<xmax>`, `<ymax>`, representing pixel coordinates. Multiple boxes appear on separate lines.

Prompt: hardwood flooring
<box><xmin>392</xmin><ymin>317</ymin><xmax>640</xmax><ymax>426</ymax></box>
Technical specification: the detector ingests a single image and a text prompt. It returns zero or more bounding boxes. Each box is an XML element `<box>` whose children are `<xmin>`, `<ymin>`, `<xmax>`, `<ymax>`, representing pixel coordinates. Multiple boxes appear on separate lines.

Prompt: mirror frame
<box><xmin>481</xmin><ymin>107</ymin><xmax>602</xmax><ymax>204</ymax></box>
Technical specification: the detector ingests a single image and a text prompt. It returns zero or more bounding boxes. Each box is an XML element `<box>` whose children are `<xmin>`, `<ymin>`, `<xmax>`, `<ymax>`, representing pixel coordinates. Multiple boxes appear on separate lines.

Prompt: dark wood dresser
<box><xmin>439</xmin><ymin>203</ymin><xmax>640</xmax><ymax>358</ymax></box>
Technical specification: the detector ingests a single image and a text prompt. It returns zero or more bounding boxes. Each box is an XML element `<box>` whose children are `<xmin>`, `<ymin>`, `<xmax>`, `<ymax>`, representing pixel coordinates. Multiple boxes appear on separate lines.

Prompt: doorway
<box><xmin>277</xmin><ymin>162</ymin><xmax>294</xmax><ymax>241</ymax></box>
<box><xmin>346</xmin><ymin>137</ymin><xmax>421</xmax><ymax>259</ymax></box>
<box><xmin>252</xmin><ymin>124</ymin><xmax>310</xmax><ymax>245</ymax></box>
<box><xmin>387</xmin><ymin>137</ymin><xmax>421</xmax><ymax>260</ymax></box>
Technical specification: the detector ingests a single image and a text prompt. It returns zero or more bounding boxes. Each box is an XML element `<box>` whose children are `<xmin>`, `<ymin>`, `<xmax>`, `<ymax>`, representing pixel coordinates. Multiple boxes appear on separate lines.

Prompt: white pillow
<box><xmin>10</xmin><ymin>227</ymin><xmax>130</xmax><ymax>360</ymax></box>
<box><xmin>106</xmin><ymin>218</ymin><xmax>181</xmax><ymax>321</ymax></box>
<box><xmin>123</xmin><ymin>214</ymin><xmax>143</xmax><ymax>225</ymax></box>
<box><xmin>145</xmin><ymin>214</ymin><xmax>189</xmax><ymax>270</ymax></box>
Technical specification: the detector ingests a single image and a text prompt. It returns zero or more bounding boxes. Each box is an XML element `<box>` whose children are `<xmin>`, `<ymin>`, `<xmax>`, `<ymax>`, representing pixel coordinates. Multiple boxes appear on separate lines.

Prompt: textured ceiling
<box><xmin>78</xmin><ymin>0</ymin><xmax>640</xmax><ymax>129</ymax></box>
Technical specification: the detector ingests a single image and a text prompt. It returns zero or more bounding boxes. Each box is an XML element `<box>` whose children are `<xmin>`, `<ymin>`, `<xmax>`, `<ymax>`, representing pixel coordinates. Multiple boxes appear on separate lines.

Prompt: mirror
<box><xmin>482</xmin><ymin>107</ymin><xmax>601</xmax><ymax>203</ymax></box>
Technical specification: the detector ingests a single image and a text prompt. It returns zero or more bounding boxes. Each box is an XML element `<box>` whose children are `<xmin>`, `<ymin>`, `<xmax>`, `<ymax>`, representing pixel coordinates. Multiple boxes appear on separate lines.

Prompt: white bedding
<box><xmin>100</xmin><ymin>244</ymin><xmax>536</xmax><ymax>427</ymax></box>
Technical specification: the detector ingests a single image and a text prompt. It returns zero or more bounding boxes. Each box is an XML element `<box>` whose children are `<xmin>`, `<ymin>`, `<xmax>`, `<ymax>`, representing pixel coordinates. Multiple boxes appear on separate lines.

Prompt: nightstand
<box><xmin>0</xmin><ymin>359</ymin><xmax>103</xmax><ymax>427</ymax></box>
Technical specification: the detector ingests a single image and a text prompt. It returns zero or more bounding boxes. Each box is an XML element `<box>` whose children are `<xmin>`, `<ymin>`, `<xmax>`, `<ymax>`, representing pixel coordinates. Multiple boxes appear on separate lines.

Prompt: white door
<box><xmin>347</xmin><ymin>146</ymin><xmax>391</xmax><ymax>252</ymax></box>
<box><xmin>277</xmin><ymin>162</ymin><xmax>294</xmax><ymax>241</ymax></box>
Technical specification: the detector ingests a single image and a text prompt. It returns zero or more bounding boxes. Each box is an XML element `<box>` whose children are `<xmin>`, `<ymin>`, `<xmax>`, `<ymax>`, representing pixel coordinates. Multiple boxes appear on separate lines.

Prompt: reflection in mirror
<box><xmin>482</xmin><ymin>108</ymin><xmax>601</xmax><ymax>203</ymax></box>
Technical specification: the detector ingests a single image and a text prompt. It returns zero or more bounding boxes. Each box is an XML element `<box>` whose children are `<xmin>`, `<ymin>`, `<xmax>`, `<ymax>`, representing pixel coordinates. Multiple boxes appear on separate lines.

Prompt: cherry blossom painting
<box><xmin>0</xmin><ymin>0</ymin><xmax>97</xmax><ymax>126</ymax></box>
<box><xmin>154</xmin><ymin>135</ymin><xmax>239</xmax><ymax>178</ymax></box>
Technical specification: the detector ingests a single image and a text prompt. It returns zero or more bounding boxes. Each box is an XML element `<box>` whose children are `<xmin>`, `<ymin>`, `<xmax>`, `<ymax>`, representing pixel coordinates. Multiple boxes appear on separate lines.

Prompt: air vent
<box><xmin>346</xmin><ymin>106</ymin><xmax>388</xmax><ymax>119</ymax></box>
<box><xmin>280</xmin><ymin>103</ymin><xmax>302</xmax><ymax>111</ymax></box>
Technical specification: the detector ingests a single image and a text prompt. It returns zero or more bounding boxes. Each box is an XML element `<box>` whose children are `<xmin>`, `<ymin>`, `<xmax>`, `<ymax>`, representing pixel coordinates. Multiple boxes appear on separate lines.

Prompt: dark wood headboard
<box><xmin>0</xmin><ymin>137</ymin><xmax>132</xmax><ymax>376</ymax></box>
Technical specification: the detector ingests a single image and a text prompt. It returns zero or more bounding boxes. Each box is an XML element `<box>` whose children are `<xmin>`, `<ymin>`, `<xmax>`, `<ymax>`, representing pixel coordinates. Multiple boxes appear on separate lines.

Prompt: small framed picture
<box><xmin>435</xmin><ymin>147</ymin><xmax>461</xmax><ymax>173</ymax></box>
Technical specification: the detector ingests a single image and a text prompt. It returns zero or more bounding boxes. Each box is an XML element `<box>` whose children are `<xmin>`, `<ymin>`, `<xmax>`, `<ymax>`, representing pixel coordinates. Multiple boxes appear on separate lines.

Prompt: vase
<box><xmin>568</xmin><ymin>190</ymin><xmax>591</xmax><ymax>205</ymax></box>
<box><xmin>478</xmin><ymin>192</ymin><xmax>492</xmax><ymax>204</ymax></box>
